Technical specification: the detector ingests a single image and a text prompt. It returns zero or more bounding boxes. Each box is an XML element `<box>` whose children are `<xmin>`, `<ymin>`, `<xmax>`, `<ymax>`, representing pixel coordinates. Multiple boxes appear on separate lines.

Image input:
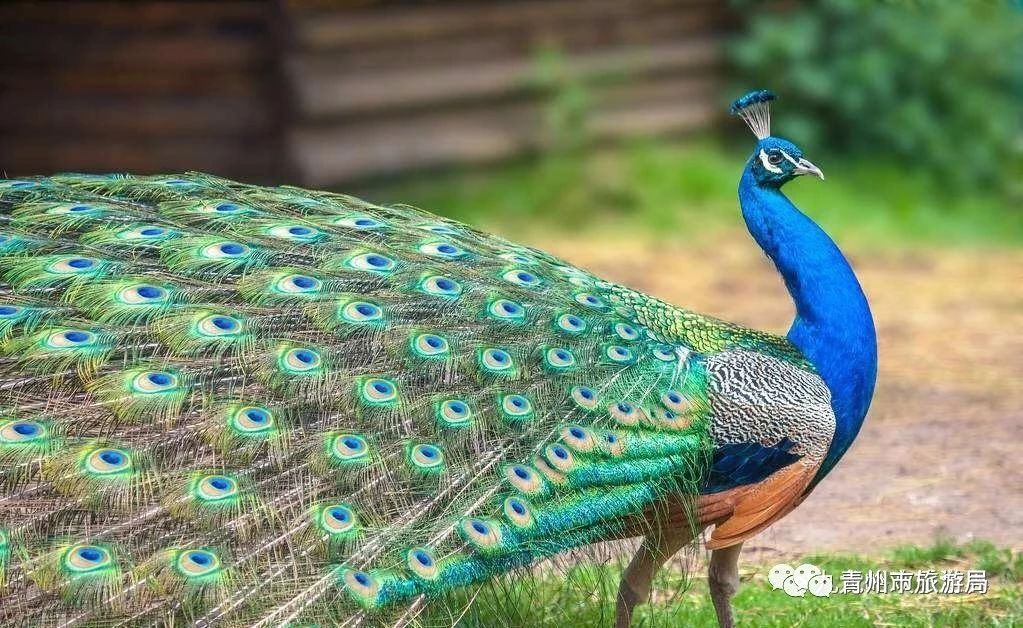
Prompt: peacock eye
<box><xmin>768</xmin><ymin>152</ymin><xmax>784</xmax><ymax>165</ymax></box>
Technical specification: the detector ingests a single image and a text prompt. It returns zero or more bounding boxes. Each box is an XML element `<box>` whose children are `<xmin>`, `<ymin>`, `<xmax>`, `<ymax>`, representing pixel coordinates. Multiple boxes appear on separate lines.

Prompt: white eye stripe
<box><xmin>759</xmin><ymin>149</ymin><xmax>783</xmax><ymax>174</ymax></box>
<box><xmin>780</xmin><ymin>150</ymin><xmax>801</xmax><ymax>167</ymax></box>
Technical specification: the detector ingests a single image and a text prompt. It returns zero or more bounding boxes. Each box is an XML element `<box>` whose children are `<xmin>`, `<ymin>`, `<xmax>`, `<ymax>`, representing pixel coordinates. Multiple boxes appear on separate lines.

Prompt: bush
<box><xmin>730</xmin><ymin>0</ymin><xmax>1023</xmax><ymax>195</ymax></box>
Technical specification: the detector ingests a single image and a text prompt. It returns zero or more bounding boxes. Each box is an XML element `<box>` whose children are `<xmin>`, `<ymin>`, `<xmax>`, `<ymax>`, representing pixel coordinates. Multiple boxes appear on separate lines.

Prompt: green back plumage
<box><xmin>0</xmin><ymin>173</ymin><xmax>797</xmax><ymax>625</ymax></box>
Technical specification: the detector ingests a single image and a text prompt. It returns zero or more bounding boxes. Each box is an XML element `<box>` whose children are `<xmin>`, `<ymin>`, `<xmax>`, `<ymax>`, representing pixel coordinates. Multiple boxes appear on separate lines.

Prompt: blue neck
<box><xmin>738</xmin><ymin>166</ymin><xmax>877</xmax><ymax>486</ymax></box>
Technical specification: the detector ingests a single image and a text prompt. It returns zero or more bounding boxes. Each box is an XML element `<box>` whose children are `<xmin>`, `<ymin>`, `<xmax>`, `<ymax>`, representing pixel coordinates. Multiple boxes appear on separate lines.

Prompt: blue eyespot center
<box><xmin>64</xmin><ymin>330</ymin><xmax>90</xmax><ymax>343</ymax></box>
<box><xmin>209</xmin><ymin>477</ymin><xmax>230</xmax><ymax>490</ymax></box>
<box><xmin>372</xmin><ymin>381</ymin><xmax>391</xmax><ymax>394</ymax></box>
<box><xmin>293</xmin><ymin>350</ymin><xmax>315</xmax><ymax>364</ymax></box>
<box><xmin>414</xmin><ymin>550</ymin><xmax>432</xmax><ymax>566</ymax></box>
<box><xmin>437</xmin><ymin>244</ymin><xmax>457</xmax><ymax>254</ymax></box>
<box><xmin>245</xmin><ymin>409</ymin><xmax>268</xmax><ymax>423</ymax></box>
<box><xmin>513</xmin><ymin>466</ymin><xmax>530</xmax><ymax>480</ymax></box>
<box><xmin>569</xmin><ymin>427</ymin><xmax>585</xmax><ymax>439</ymax></box>
<box><xmin>510</xmin><ymin>500</ymin><xmax>526</xmax><ymax>515</ymax></box>
<box><xmin>68</xmin><ymin>258</ymin><xmax>94</xmax><ymax>269</ymax></box>
<box><xmin>189</xmin><ymin>551</ymin><xmax>211</xmax><ymax>566</ymax></box>
<box><xmin>435</xmin><ymin>278</ymin><xmax>455</xmax><ymax>290</ymax></box>
<box><xmin>329</xmin><ymin>507</ymin><xmax>349</xmax><ymax>522</ymax></box>
<box><xmin>136</xmin><ymin>285</ymin><xmax>163</xmax><ymax>299</ymax></box>
<box><xmin>617</xmin><ymin>402</ymin><xmax>632</xmax><ymax>413</ymax></box>
<box><xmin>288</xmin><ymin>226</ymin><xmax>312</xmax><ymax>235</ymax></box>
<box><xmin>471</xmin><ymin>520</ymin><xmax>488</xmax><ymax>534</ymax></box>
<box><xmin>578</xmin><ymin>388</ymin><xmax>594</xmax><ymax>400</ymax></box>
<box><xmin>13</xmin><ymin>422</ymin><xmax>38</xmax><ymax>436</ymax></box>
<box><xmin>342</xmin><ymin>437</ymin><xmax>362</xmax><ymax>450</ymax></box>
<box><xmin>0</xmin><ymin>306</ymin><xmax>18</xmax><ymax>316</ymax></box>
<box><xmin>355</xmin><ymin>303</ymin><xmax>376</xmax><ymax>316</ymax></box>
<box><xmin>552</xmin><ymin>445</ymin><xmax>569</xmax><ymax>459</ymax></box>
<box><xmin>292</xmin><ymin>275</ymin><xmax>316</xmax><ymax>289</ymax></box>
<box><xmin>366</xmin><ymin>255</ymin><xmax>389</xmax><ymax>268</ymax></box>
<box><xmin>420</xmin><ymin>446</ymin><xmax>438</xmax><ymax>459</ymax></box>
<box><xmin>354</xmin><ymin>219</ymin><xmax>376</xmax><ymax>227</ymax></box>
<box><xmin>140</xmin><ymin>227</ymin><xmax>164</xmax><ymax>236</ymax></box>
<box><xmin>78</xmin><ymin>548</ymin><xmax>102</xmax><ymax>562</ymax></box>
<box><xmin>211</xmin><ymin>316</ymin><xmax>236</xmax><ymax>330</ymax></box>
<box><xmin>147</xmin><ymin>372</ymin><xmax>172</xmax><ymax>386</ymax></box>
<box><xmin>220</xmin><ymin>243</ymin><xmax>245</xmax><ymax>255</ymax></box>
<box><xmin>100</xmin><ymin>451</ymin><xmax>123</xmax><ymax>465</ymax></box>
<box><xmin>69</xmin><ymin>205</ymin><xmax>91</xmax><ymax>213</ymax></box>
<box><xmin>354</xmin><ymin>571</ymin><xmax>370</xmax><ymax>586</ymax></box>
<box><xmin>215</xmin><ymin>203</ymin><xmax>238</xmax><ymax>212</ymax></box>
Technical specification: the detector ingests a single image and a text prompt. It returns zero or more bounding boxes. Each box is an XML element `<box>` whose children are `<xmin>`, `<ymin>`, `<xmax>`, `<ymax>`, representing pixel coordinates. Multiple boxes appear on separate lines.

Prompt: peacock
<box><xmin>0</xmin><ymin>90</ymin><xmax>876</xmax><ymax>627</ymax></box>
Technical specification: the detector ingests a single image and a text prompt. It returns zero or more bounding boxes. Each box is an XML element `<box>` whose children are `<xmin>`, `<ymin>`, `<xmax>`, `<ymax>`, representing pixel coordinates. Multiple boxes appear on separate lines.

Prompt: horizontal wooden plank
<box><xmin>290</xmin><ymin>37</ymin><xmax>722</xmax><ymax>117</ymax></box>
<box><xmin>0</xmin><ymin>2</ymin><xmax>269</xmax><ymax>29</ymax></box>
<box><xmin>294</xmin><ymin>6</ymin><xmax>726</xmax><ymax>72</ymax></box>
<box><xmin>0</xmin><ymin>70</ymin><xmax>272</xmax><ymax>98</ymax></box>
<box><xmin>0</xmin><ymin>34</ymin><xmax>271</xmax><ymax>71</ymax></box>
<box><xmin>0</xmin><ymin>96</ymin><xmax>276</xmax><ymax>137</ymax></box>
<box><xmin>289</xmin><ymin>79</ymin><xmax>719</xmax><ymax>185</ymax></box>
<box><xmin>289</xmin><ymin>0</ymin><xmax>720</xmax><ymax>50</ymax></box>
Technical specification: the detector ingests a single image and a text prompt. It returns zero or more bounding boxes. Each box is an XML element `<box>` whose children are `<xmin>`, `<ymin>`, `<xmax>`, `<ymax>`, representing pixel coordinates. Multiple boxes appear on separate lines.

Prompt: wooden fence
<box><xmin>0</xmin><ymin>1</ymin><xmax>731</xmax><ymax>186</ymax></box>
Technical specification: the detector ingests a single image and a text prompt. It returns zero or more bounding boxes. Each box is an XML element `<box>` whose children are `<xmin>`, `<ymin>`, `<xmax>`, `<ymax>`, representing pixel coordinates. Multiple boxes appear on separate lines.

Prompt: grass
<box><xmin>420</xmin><ymin>539</ymin><xmax>1022</xmax><ymax>626</ymax></box>
<box><xmin>361</xmin><ymin>139</ymin><xmax>1021</xmax><ymax>249</ymax></box>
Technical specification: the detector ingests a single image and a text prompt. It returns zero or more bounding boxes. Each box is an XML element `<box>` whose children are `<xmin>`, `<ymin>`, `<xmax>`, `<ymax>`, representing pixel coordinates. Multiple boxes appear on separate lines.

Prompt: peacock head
<box><xmin>731</xmin><ymin>90</ymin><xmax>824</xmax><ymax>188</ymax></box>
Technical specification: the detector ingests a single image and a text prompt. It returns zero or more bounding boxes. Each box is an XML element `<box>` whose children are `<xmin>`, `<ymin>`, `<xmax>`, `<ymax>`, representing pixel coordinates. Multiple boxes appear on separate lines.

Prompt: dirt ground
<box><xmin>532</xmin><ymin>232</ymin><xmax>1023</xmax><ymax>558</ymax></box>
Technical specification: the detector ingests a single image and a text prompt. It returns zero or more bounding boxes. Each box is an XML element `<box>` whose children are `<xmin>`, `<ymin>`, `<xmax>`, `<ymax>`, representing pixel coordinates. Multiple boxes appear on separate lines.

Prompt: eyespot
<box><xmin>554</xmin><ymin>313</ymin><xmax>587</xmax><ymax>334</ymax></box>
<box><xmin>115</xmin><ymin>225</ymin><xmax>172</xmax><ymax>241</ymax></box>
<box><xmin>503</xmin><ymin>463</ymin><xmax>545</xmax><ymax>495</ymax></box>
<box><xmin>605</xmin><ymin>345</ymin><xmax>635</xmax><ymax>364</ymax></box>
<box><xmin>544</xmin><ymin>347</ymin><xmax>576</xmax><ymax>370</ymax></box>
<box><xmin>47</xmin><ymin>203</ymin><xmax>104</xmax><ymax>217</ymax></box>
<box><xmin>501</xmin><ymin>269</ymin><xmax>542</xmax><ymax>288</ymax></box>
<box><xmin>0</xmin><ymin>305</ymin><xmax>22</xmax><ymax>318</ymax></box>
<box><xmin>500</xmin><ymin>394</ymin><xmax>533</xmax><ymax>421</ymax></box>
<box><xmin>64</xmin><ymin>544</ymin><xmax>112</xmax><ymax>573</ymax></box>
<box><xmin>177</xmin><ymin>549</ymin><xmax>221</xmax><ymax>577</ymax></box>
<box><xmin>335</xmin><ymin>215</ymin><xmax>386</xmax><ymax>230</ymax></box>
<box><xmin>279</xmin><ymin>347</ymin><xmax>323</xmax><ymax>373</ymax></box>
<box><xmin>319</xmin><ymin>504</ymin><xmax>357</xmax><ymax>535</ymax></box>
<box><xmin>409</xmin><ymin>443</ymin><xmax>445</xmax><ymax>470</ymax></box>
<box><xmin>275</xmin><ymin>274</ymin><xmax>322</xmax><ymax>295</ymax></box>
<box><xmin>410</xmin><ymin>333</ymin><xmax>450</xmax><ymax>359</ymax></box>
<box><xmin>660</xmin><ymin>390</ymin><xmax>690</xmax><ymax>414</ymax></box>
<box><xmin>345</xmin><ymin>252</ymin><xmax>396</xmax><ymax>273</ymax></box>
<box><xmin>0</xmin><ymin>420</ymin><xmax>46</xmax><ymax>444</ymax></box>
<box><xmin>343</xmin><ymin>569</ymin><xmax>380</xmax><ymax>600</ymax></box>
<box><xmin>196</xmin><ymin>474</ymin><xmax>238</xmax><ymax>501</ymax></box>
<box><xmin>601</xmin><ymin>430</ymin><xmax>625</xmax><ymax>456</ymax></box>
<box><xmin>228</xmin><ymin>405</ymin><xmax>275</xmax><ymax>434</ymax></box>
<box><xmin>117</xmin><ymin>284</ymin><xmax>169</xmax><ymax>305</ymax></box>
<box><xmin>420</xmin><ymin>275</ymin><xmax>462</xmax><ymax>298</ymax></box>
<box><xmin>651</xmin><ymin>345</ymin><xmax>676</xmax><ymax>361</ymax></box>
<box><xmin>574</xmin><ymin>293</ymin><xmax>605</xmax><ymax>309</ymax></box>
<box><xmin>84</xmin><ymin>447</ymin><xmax>132</xmax><ymax>475</ymax></box>
<box><xmin>360</xmin><ymin>377</ymin><xmax>398</xmax><ymax>405</ymax></box>
<box><xmin>48</xmin><ymin>256</ymin><xmax>99</xmax><ymax>274</ymax></box>
<box><xmin>200</xmin><ymin>241</ymin><xmax>250</xmax><ymax>259</ymax></box>
<box><xmin>330</xmin><ymin>433</ymin><xmax>369</xmax><ymax>461</ymax></box>
<box><xmin>196</xmin><ymin>313</ymin><xmax>243</xmax><ymax>337</ymax></box>
<box><xmin>613</xmin><ymin>322</ymin><xmax>640</xmax><ymax>341</ymax></box>
<box><xmin>503</xmin><ymin>496</ymin><xmax>534</xmax><ymax>528</ymax></box>
<box><xmin>44</xmin><ymin>329</ymin><xmax>97</xmax><ymax>349</ymax></box>
<box><xmin>419</xmin><ymin>241</ymin><xmax>469</xmax><ymax>259</ymax></box>
<box><xmin>460</xmin><ymin>517</ymin><xmax>502</xmax><ymax>549</ymax></box>
<box><xmin>543</xmin><ymin>443</ymin><xmax>575</xmax><ymax>473</ymax></box>
<box><xmin>436</xmin><ymin>398</ymin><xmax>472</xmax><ymax>428</ymax></box>
<box><xmin>267</xmin><ymin>224</ymin><xmax>323</xmax><ymax>241</ymax></box>
<box><xmin>406</xmin><ymin>547</ymin><xmax>440</xmax><ymax>580</ymax></box>
<box><xmin>561</xmin><ymin>425</ymin><xmax>597</xmax><ymax>452</ymax></box>
<box><xmin>339</xmin><ymin>300</ymin><xmax>384</xmax><ymax>324</ymax></box>
<box><xmin>609</xmin><ymin>401</ymin><xmax>645</xmax><ymax>426</ymax></box>
<box><xmin>487</xmin><ymin>298</ymin><xmax>525</xmax><ymax>322</ymax></box>
<box><xmin>204</xmin><ymin>201</ymin><xmax>250</xmax><ymax>215</ymax></box>
<box><xmin>570</xmin><ymin>385</ymin><xmax>599</xmax><ymax>410</ymax></box>
<box><xmin>653</xmin><ymin>406</ymin><xmax>691</xmax><ymax>430</ymax></box>
<box><xmin>131</xmin><ymin>370</ymin><xmax>179</xmax><ymax>394</ymax></box>
<box><xmin>479</xmin><ymin>347</ymin><xmax>514</xmax><ymax>373</ymax></box>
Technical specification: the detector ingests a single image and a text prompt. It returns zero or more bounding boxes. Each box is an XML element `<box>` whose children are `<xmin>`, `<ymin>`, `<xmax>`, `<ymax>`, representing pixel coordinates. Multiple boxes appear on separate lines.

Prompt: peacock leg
<box><xmin>708</xmin><ymin>542</ymin><xmax>743</xmax><ymax>628</ymax></box>
<box><xmin>614</xmin><ymin>525</ymin><xmax>693</xmax><ymax>628</ymax></box>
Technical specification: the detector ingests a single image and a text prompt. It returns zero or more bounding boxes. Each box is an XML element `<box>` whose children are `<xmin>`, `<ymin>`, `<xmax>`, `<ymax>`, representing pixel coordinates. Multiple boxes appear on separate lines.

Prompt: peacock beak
<box><xmin>793</xmin><ymin>158</ymin><xmax>824</xmax><ymax>180</ymax></box>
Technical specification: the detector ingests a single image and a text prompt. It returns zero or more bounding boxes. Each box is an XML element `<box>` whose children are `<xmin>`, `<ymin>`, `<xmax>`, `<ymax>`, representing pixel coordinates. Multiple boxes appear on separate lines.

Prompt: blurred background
<box><xmin>1</xmin><ymin>0</ymin><xmax>1021</xmax><ymax>562</ymax></box>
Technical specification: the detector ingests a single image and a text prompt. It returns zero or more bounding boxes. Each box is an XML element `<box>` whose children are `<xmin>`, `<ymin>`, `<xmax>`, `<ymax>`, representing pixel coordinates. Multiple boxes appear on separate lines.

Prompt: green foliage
<box><xmin>377</xmin><ymin>140</ymin><xmax>1023</xmax><ymax>247</ymax></box>
<box><xmin>730</xmin><ymin>0</ymin><xmax>1023</xmax><ymax>194</ymax></box>
<box><xmin>436</xmin><ymin>540</ymin><xmax>1022</xmax><ymax>626</ymax></box>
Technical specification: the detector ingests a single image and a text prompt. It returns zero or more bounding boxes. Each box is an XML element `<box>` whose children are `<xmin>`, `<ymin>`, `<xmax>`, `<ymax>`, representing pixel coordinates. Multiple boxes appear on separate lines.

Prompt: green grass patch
<box><xmin>417</xmin><ymin>539</ymin><xmax>1021</xmax><ymax>626</ymax></box>
<box><xmin>361</xmin><ymin>140</ymin><xmax>1021</xmax><ymax>248</ymax></box>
